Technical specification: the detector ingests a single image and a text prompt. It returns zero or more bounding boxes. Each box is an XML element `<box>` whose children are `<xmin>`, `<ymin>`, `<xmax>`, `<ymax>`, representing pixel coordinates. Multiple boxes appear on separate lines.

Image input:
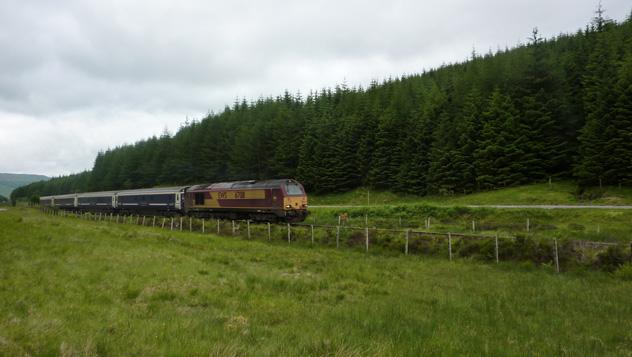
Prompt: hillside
<box><xmin>0</xmin><ymin>173</ymin><xmax>49</xmax><ymax>199</ymax></box>
<box><xmin>1</xmin><ymin>207</ymin><xmax>631</xmax><ymax>355</ymax></box>
<box><xmin>310</xmin><ymin>181</ymin><xmax>632</xmax><ymax>206</ymax></box>
<box><xmin>11</xmin><ymin>13</ymin><xmax>632</xmax><ymax>201</ymax></box>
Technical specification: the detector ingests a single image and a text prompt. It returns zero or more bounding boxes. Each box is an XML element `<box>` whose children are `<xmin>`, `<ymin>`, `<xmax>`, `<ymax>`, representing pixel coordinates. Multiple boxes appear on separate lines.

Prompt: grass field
<box><xmin>1</xmin><ymin>207</ymin><xmax>631</xmax><ymax>355</ymax></box>
<box><xmin>310</xmin><ymin>181</ymin><xmax>632</xmax><ymax>206</ymax></box>
<box><xmin>307</xmin><ymin>182</ymin><xmax>632</xmax><ymax>244</ymax></box>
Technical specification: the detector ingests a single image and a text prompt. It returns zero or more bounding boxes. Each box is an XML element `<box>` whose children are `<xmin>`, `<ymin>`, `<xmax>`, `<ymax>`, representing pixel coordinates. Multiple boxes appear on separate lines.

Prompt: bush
<box><xmin>613</xmin><ymin>264</ymin><xmax>632</xmax><ymax>281</ymax></box>
<box><xmin>594</xmin><ymin>245</ymin><xmax>628</xmax><ymax>272</ymax></box>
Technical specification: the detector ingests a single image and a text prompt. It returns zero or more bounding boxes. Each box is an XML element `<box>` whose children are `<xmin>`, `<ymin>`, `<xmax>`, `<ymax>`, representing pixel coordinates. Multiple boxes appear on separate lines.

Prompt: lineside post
<box><xmin>267</xmin><ymin>222</ymin><xmax>271</xmax><ymax>241</ymax></box>
<box><xmin>189</xmin><ymin>217</ymin><xmax>192</xmax><ymax>232</ymax></box>
<box><xmin>365</xmin><ymin>227</ymin><xmax>369</xmax><ymax>253</ymax></box>
<box><xmin>448</xmin><ymin>232</ymin><xmax>452</xmax><ymax>261</ymax></box>
<box><xmin>311</xmin><ymin>225</ymin><xmax>314</xmax><ymax>244</ymax></box>
<box><xmin>152</xmin><ymin>216</ymin><xmax>155</xmax><ymax>228</ymax></box>
<box><xmin>554</xmin><ymin>238</ymin><xmax>560</xmax><ymax>273</ymax></box>
<box><xmin>161</xmin><ymin>217</ymin><xmax>165</xmax><ymax>229</ymax></box>
<box><xmin>217</xmin><ymin>219</ymin><xmax>220</xmax><ymax>234</ymax></box>
<box><xmin>232</xmin><ymin>220</ymin><xmax>235</xmax><ymax>235</ymax></box>
<box><xmin>202</xmin><ymin>219</ymin><xmax>205</xmax><ymax>233</ymax></box>
<box><xmin>287</xmin><ymin>223</ymin><xmax>291</xmax><ymax>243</ymax></box>
<box><xmin>336</xmin><ymin>225</ymin><xmax>340</xmax><ymax>248</ymax></box>
<box><xmin>405</xmin><ymin>229</ymin><xmax>409</xmax><ymax>255</ymax></box>
<box><xmin>247</xmin><ymin>220</ymin><xmax>251</xmax><ymax>239</ymax></box>
<box><xmin>170</xmin><ymin>217</ymin><xmax>174</xmax><ymax>231</ymax></box>
<box><xmin>495</xmin><ymin>234</ymin><xmax>499</xmax><ymax>264</ymax></box>
<box><xmin>142</xmin><ymin>216</ymin><xmax>146</xmax><ymax>226</ymax></box>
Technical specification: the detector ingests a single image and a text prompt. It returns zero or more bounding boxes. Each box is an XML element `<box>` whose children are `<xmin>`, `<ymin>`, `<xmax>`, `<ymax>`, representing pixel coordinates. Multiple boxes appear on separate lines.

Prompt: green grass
<box><xmin>305</xmin><ymin>205</ymin><xmax>632</xmax><ymax>243</ymax></box>
<box><xmin>309</xmin><ymin>181</ymin><xmax>632</xmax><ymax>206</ymax></box>
<box><xmin>1</xmin><ymin>208</ymin><xmax>631</xmax><ymax>355</ymax></box>
<box><xmin>306</xmin><ymin>182</ymin><xmax>632</xmax><ymax>243</ymax></box>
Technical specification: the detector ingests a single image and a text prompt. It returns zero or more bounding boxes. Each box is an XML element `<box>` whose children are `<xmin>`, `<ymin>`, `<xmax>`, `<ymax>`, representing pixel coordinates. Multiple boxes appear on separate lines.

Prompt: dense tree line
<box><xmin>12</xmin><ymin>10</ymin><xmax>632</xmax><ymax>201</ymax></box>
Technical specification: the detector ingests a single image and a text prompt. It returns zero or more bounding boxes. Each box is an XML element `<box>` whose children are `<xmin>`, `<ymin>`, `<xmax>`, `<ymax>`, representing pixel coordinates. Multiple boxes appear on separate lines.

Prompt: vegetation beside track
<box><xmin>1</xmin><ymin>207</ymin><xmax>631</xmax><ymax>355</ymax></box>
<box><xmin>306</xmin><ymin>182</ymin><xmax>632</xmax><ymax>244</ymax></box>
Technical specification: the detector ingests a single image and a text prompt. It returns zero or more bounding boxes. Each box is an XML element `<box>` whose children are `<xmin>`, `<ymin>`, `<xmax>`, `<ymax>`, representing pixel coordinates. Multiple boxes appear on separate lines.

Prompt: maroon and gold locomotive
<box><xmin>184</xmin><ymin>179</ymin><xmax>308</xmax><ymax>222</ymax></box>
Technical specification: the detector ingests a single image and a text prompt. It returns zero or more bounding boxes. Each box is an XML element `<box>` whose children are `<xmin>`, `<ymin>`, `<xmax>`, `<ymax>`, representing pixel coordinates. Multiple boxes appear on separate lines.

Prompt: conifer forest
<box><xmin>12</xmin><ymin>12</ymin><xmax>632</xmax><ymax>201</ymax></box>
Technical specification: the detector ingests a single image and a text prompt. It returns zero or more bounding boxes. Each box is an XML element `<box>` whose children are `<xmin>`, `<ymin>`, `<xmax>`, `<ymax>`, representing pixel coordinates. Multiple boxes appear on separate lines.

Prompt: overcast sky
<box><xmin>0</xmin><ymin>0</ymin><xmax>629</xmax><ymax>177</ymax></box>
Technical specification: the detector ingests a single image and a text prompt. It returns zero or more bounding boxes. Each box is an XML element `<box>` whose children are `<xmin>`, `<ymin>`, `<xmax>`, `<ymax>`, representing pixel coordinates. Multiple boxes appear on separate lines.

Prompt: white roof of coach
<box><xmin>76</xmin><ymin>191</ymin><xmax>118</xmax><ymax>198</ymax></box>
<box><xmin>116</xmin><ymin>186</ymin><xmax>189</xmax><ymax>196</ymax></box>
<box><xmin>53</xmin><ymin>193</ymin><xmax>77</xmax><ymax>199</ymax></box>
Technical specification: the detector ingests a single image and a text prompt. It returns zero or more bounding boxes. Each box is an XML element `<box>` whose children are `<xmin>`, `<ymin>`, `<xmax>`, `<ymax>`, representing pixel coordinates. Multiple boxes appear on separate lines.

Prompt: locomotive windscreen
<box><xmin>285</xmin><ymin>182</ymin><xmax>303</xmax><ymax>195</ymax></box>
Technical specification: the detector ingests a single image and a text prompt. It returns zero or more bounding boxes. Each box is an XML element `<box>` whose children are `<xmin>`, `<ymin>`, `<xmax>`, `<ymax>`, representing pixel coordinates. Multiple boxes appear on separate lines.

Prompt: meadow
<box><xmin>1</xmin><ymin>207</ymin><xmax>631</xmax><ymax>356</ymax></box>
<box><xmin>307</xmin><ymin>182</ymin><xmax>632</xmax><ymax>244</ymax></box>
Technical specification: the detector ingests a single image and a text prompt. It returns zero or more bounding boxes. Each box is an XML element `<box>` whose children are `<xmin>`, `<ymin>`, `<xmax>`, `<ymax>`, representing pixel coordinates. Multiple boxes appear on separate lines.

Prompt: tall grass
<box><xmin>1</xmin><ymin>207</ymin><xmax>631</xmax><ymax>355</ymax></box>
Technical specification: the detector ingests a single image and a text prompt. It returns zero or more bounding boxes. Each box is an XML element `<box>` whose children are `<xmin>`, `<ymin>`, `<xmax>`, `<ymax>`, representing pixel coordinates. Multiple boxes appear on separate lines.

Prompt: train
<box><xmin>39</xmin><ymin>179</ymin><xmax>308</xmax><ymax>222</ymax></box>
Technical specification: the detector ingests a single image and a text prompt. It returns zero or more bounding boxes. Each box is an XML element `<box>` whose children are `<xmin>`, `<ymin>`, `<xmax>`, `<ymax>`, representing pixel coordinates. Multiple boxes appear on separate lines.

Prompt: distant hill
<box><xmin>0</xmin><ymin>173</ymin><xmax>49</xmax><ymax>199</ymax></box>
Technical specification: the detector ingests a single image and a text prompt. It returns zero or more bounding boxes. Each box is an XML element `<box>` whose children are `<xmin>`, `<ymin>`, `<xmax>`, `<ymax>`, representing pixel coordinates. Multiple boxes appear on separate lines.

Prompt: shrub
<box><xmin>613</xmin><ymin>264</ymin><xmax>632</xmax><ymax>281</ymax></box>
<box><xmin>594</xmin><ymin>245</ymin><xmax>628</xmax><ymax>272</ymax></box>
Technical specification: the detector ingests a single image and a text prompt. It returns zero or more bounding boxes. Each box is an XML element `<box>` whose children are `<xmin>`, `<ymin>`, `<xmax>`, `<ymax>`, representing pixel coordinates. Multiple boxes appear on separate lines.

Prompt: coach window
<box><xmin>195</xmin><ymin>193</ymin><xmax>205</xmax><ymax>205</ymax></box>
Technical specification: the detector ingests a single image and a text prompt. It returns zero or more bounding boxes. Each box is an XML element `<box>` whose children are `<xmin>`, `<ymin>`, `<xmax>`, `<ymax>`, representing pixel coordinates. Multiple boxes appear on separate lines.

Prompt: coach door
<box><xmin>175</xmin><ymin>193</ymin><xmax>181</xmax><ymax>210</ymax></box>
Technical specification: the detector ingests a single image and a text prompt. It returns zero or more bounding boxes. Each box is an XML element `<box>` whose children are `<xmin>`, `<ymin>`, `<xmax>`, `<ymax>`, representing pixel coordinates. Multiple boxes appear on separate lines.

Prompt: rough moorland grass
<box><xmin>1</xmin><ymin>208</ymin><xmax>631</xmax><ymax>355</ymax></box>
<box><xmin>306</xmin><ymin>204</ymin><xmax>632</xmax><ymax>244</ymax></box>
<box><xmin>310</xmin><ymin>181</ymin><xmax>632</xmax><ymax>206</ymax></box>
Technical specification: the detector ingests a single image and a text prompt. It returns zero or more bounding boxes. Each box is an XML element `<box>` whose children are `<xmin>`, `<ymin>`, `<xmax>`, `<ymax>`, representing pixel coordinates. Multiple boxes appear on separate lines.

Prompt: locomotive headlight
<box><xmin>286</xmin><ymin>204</ymin><xmax>292</xmax><ymax>208</ymax></box>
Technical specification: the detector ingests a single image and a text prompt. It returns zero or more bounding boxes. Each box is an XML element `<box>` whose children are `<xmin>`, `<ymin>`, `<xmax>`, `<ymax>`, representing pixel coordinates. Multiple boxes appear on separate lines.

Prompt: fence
<box><xmin>41</xmin><ymin>208</ymin><xmax>632</xmax><ymax>273</ymax></box>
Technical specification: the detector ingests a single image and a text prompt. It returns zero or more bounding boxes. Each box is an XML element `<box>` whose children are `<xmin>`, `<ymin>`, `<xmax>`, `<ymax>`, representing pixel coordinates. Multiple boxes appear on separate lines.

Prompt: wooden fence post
<box><xmin>472</xmin><ymin>220</ymin><xmax>476</xmax><ymax>232</ymax></box>
<box><xmin>217</xmin><ymin>219</ymin><xmax>220</xmax><ymax>234</ymax></box>
<box><xmin>448</xmin><ymin>232</ymin><xmax>452</xmax><ymax>261</ymax></box>
<box><xmin>365</xmin><ymin>227</ymin><xmax>369</xmax><ymax>253</ymax></box>
<box><xmin>152</xmin><ymin>216</ymin><xmax>156</xmax><ymax>228</ymax></box>
<box><xmin>142</xmin><ymin>216</ymin><xmax>146</xmax><ymax>226</ymax></box>
<box><xmin>336</xmin><ymin>225</ymin><xmax>340</xmax><ymax>248</ymax></box>
<box><xmin>116</xmin><ymin>214</ymin><xmax>119</xmax><ymax>223</ymax></box>
<box><xmin>526</xmin><ymin>218</ymin><xmax>530</xmax><ymax>232</ymax></box>
<box><xmin>202</xmin><ymin>219</ymin><xmax>205</xmax><ymax>233</ymax></box>
<box><xmin>179</xmin><ymin>217</ymin><xmax>183</xmax><ymax>231</ymax></box>
<box><xmin>247</xmin><ymin>220</ymin><xmax>251</xmax><ymax>239</ymax></box>
<box><xmin>170</xmin><ymin>217</ymin><xmax>174</xmax><ymax>231</ymax></box>
<box><xmin>189</xmin><ymin>217</ymin><xmax>192</xmax><ymax>232</ymax></box>
<box><xmin>495</xmin><ymin>234</ymin><xmax>499</xmax><ymax>264</ymax></box>
<box><xmin>311</xmin><ymin>225</ymin><xmax>314</xmax><ymax>244</ymax></box>
<box><xmin>232</xmin><ymin>220</ymin><xmax>235</xmax><ymax>235</ymax></box>
<box><xmin>287</xmin><ymin>223</ymin><xmax>291</xmax><ymax>243</ymax></box>
<box><xmin>136</xmin><ymin>215</ymin><xmax>139</xmax><ymax>225</ymax></box>
<box><xmin>267</xmin><ymin>222</ymin><xmax>271</xmax><ymax>240</ymax></box>
<box><xmin>161</xmin><ymin>217</ymin><xmax>165</xmax><ymax>229</ymax></box>
<box><xmin>405</xmin><ymin>229</ymin><xmax>409</xmax><ymax>255</ymax></box>
<box><xmin>554</xmin><ymin>238</ymin><xmax>560</xmax><ymax>273</ymax></box>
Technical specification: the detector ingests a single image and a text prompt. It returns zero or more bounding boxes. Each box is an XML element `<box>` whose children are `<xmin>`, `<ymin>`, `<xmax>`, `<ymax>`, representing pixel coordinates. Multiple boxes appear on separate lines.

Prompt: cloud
<box><xmin>0</xmin><ymin>0</ymin><xmax>629</xmax><ymax>176</ymax></box>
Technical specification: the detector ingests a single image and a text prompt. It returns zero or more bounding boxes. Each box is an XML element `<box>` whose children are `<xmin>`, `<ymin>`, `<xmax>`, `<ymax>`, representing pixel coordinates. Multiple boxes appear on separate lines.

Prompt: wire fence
<box><xmin>41</xmin><ymin>208</ymin><xmax>632</xmax><ymax>273</ymax></box>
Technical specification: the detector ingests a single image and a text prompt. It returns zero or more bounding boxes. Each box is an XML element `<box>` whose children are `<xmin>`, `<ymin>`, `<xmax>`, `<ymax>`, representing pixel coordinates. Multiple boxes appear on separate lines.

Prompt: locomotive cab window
<box><xmin>285</xmin><ymin>182</ymin><xmax>303</xmax><ymax>195</ymax></box>
<box><xmin>195</xmin><ymin>193</ymin><xmax>205</xmax><ymax>205</ymax></box>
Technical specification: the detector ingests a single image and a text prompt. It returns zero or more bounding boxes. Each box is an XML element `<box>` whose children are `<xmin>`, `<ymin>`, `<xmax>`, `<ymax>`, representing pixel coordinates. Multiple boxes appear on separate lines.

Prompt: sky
<box><xmin>0</xmin><ymin>0</ymin><xmax>630</xmax><ymax>177</ymax></box>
